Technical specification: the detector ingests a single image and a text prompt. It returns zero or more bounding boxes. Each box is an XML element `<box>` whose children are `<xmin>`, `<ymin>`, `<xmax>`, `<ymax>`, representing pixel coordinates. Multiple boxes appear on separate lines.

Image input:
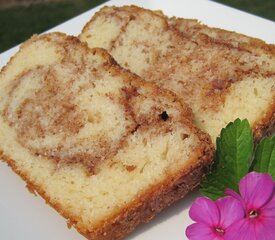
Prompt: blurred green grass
<box><xmin>0</xmin><ymin>0</ymin><xmax>107</xmax><ymax>53</ymax></box>
<box><xmin>215</xmin><ymin>0</ymin><xmax>275</xmax><ymax>21</ymax></box>
<box><xmin>0</xmin><ymin>0</ymin><xmax>274</xmax><ymax>53</ymax></box>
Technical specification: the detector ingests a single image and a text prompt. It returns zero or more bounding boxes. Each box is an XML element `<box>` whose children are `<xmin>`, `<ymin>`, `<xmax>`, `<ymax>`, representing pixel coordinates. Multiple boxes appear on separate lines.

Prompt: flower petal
<box><xmin>186</xmin><ymin>223</ymin><xmax>223</xmax><ymax>240</ymax></box>
<box><xmin>189</xmin><ymin>197</ymin><xmax>220</xmax><ymax>225</ymax></box>
<box><xmin>216</xmin><ymin>196</ymin><xmax>245</xmax><ymax>228</ymax></box>
<box><xmin>256</xmin><ymin>187</ymin><xmax>275</xmax><ymax>239</ymax></box>
<box><xmin>261</xmin><ymin>184</ymin><xmax>275</xmax><ymax>218</ymax></box>
<box><xmin>239</xmin><ymin>172</ymin><xmax>274</xmax><ymax>210</ymax></box>
<box><xmin>254</xmin><ymin>218</ymin><xmax>275</xmax><ymax>240</ymax></box>
<box><xmin>225</xmin><ymin>219</ymin><xmax>257</xmax><ymax>240</ymax></box>
<box><xmin>224</xmin><ymin>188</ymin><xmax>243</xmax><ymax>202</ymax></box>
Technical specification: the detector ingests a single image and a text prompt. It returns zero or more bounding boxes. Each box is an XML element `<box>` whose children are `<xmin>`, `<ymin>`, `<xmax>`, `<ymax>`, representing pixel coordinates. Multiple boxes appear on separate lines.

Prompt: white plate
<box><xmin>0</xmin><ymin>1</ymin><xmax>274</xmax><ymax>239</ymax></box>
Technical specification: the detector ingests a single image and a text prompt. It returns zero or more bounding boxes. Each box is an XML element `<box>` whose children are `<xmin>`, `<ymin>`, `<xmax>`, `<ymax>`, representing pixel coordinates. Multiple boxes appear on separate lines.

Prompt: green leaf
<box><xmin>200</xmin><ymin>119</ymin><xmax>253</xmax><ymax>200</ymax></box>
<box><xmin>251</xmin><ymin>135</ymin><xmax>275</xmax><ymax>180</ymax></box>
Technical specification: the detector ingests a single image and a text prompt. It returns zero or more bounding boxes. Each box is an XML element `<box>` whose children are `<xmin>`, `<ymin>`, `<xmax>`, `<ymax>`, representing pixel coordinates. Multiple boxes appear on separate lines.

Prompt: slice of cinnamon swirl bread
<box><xmin>79</xmin><ymin>5</ymin><xmax>275</xmax><ymax>143</ymax></box>
<box><xmin>0</xmin><ymin>33</ymin><xmax>213</xmax><ymax>240</ymax></box>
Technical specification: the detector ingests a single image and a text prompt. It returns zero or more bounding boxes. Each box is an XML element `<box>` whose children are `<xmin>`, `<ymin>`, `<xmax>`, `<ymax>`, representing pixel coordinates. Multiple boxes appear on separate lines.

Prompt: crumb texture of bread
<box><xmin>80</xmin><ymin>5</ymin><xmax>275</xmax><ymax>143</ymax></box>
<box><xmin>0</xmin><ymin>33</ymin><xmax>213</xmax><ymax>240</ymax></box>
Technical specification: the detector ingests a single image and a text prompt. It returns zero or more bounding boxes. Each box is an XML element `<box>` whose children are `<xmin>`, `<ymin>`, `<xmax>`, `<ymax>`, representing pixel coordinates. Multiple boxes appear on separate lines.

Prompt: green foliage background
<box><xmin>0</xmin><ymin>0</ymin><xmax>107</xmax><ymax>53</ymax></box>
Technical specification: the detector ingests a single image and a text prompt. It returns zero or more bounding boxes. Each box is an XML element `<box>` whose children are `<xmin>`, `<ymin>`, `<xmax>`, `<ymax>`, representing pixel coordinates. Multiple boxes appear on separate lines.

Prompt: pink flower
<box><xmin>225</xmin><ymin>172</ymin><xmax>275</xmax><ymax>240</ymax></box>
<box><xmin>186</xmin><ymin>196</ymin><xmax>244</xmax><ymax>240</ymax></box>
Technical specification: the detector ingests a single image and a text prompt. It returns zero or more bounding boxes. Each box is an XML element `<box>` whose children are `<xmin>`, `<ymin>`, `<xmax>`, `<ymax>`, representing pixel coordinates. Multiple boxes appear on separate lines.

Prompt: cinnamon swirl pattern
<box><xmin>3</xmin><ymin>63</ymin><xmax>134</xmax><ymax>173</ymax></box>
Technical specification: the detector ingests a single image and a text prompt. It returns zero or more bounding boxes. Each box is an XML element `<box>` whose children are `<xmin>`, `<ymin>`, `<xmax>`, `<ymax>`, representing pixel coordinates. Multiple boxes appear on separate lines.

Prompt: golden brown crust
<box><xmin>80</xmin><ymin>5</ymin><xmax>169</xmax><ymax>38</ymax></box>
<box><xmin>168</xmin><ymin>17</ymin><xmax>275</xmax><ymax>56</ymax></box>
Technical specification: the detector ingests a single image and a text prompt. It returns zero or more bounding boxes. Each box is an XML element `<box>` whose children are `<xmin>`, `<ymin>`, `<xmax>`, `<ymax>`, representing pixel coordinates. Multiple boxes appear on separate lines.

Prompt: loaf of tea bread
<box><xmin>0</xmin><ymin>32</ymin><xmax>213</xmax><ymax>240</ymax></box>
<box><xmin>79</xmin><ymin>5</ymin><xmax>275</xmax><ymax>143</ymax></box>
